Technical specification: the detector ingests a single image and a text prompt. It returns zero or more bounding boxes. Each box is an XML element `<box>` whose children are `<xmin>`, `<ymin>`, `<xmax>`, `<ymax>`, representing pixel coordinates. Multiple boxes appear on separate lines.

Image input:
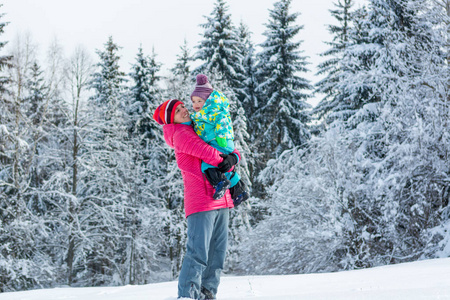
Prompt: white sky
<box><xmin>1</xmin><ymin>0</ymin><xmax>367</xmax><ymax>106</ymax></box>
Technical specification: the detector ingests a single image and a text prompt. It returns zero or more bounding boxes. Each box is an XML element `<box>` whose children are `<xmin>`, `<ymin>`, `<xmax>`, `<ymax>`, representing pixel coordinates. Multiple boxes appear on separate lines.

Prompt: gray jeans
<box><xmin>178</xmin><ymin>208</ymin><xmax>229</xmax><ymax>299</ymax></box>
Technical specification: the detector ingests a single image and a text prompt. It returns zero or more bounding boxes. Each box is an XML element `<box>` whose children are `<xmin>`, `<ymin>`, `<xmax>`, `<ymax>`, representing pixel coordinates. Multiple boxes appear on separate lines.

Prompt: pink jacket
<box><xmin>163</xmin><ymin>123</ymin><xmax>239</xmax><ymax>218</ymax></box>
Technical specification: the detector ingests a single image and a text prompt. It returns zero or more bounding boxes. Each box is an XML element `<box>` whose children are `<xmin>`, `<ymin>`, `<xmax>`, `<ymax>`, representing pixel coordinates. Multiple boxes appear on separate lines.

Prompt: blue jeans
<box><xmin>178</xmin><ymin>208</ymin><xmax>229</xmax><ymax>299</ymax></box>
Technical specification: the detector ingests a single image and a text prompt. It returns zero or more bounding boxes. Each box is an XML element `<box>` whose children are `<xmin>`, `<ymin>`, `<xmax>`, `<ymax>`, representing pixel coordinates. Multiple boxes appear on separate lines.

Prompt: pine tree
<box><xmin>0</xmin><ymin>33</ymin><xmax>55</xmax><ymax>291</ymax></box>
<box><xmin>79</xmin><ymin>37</ymin><xmax>136</xmax><ymax>285</ymax></box>
<box><xmin>232</xmin><ymin>106</ymin><xmax>252</xmax><ymax>190</ymax></box>
<box><xmin>327</xmin><ymin>0</ymin><xmax>442</xmax><ymax>267</ymax></box>
<box><xmin>236</xmin><ymin>0</ymin><xmax>448</xmax><ymax>274</ymax></box>
<box><xmin>193</xmin><ymin>0</ymin><xmax>245</xmax><ymax>92</ymax></box>
<box><xmin>166</xmin><ymin>39</ymin><xmax>193</xmax><ymax>101</ymax></box>
<box><xmin>89</xmin><ymin>36</ymin><xmax>126</xmax><ymax>112</ymax></box>
<box><xmin>365</xmin><ymin>0</ymin><xmax>449</xmax><ymax>263</ymax></box>
<box><xmin>332</xmin><ymin>4</ymin><xmax>383</xmax><ymax>127</ymax></box>
<box><xmin>171</xmin><ymin>39</ymin><xmax>192</xmax><ymax>85</ymax></box>
<box><xmin>24</xmin><ymin>61</ymin><xmax>48</xmax><ymax>126</ymax></box>
<box><xmin>237</xmin><ymin>21</ymin><xmax>259</xmax><ymax>122</ymax></box>
<box><xmin>314</xmin><ymin>0</ymin><xmax>354</xmax><ymax>124</ymax></box>
<box><xmin>0</xmin><ymin>4</ymin><xmax>11</xmax><ymax>94</ymax></box>
<box><xmin>128</xmin><ymin>46</ymin><xmax>162</xmax><ymax>141</ymax></box>
<box><xmin>253</xmin><ymin>0</ymin><xmax>312</xmax><ymax>164</ymax></box>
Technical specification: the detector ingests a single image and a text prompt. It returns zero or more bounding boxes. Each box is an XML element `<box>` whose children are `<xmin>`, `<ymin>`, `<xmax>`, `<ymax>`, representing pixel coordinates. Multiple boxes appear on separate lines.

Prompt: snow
<box><xmin>3</xmin><ymin>258</ymin><xmax>450</xmax><ymax>300</ymax></box>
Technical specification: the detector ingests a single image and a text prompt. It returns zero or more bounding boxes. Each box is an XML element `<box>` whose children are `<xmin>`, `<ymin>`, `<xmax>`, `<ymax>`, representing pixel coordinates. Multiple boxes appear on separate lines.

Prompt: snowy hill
<box><xmin>2</xmin><ymin>258</ymin><xmax>450</xmax><ymax>300</ymax></box>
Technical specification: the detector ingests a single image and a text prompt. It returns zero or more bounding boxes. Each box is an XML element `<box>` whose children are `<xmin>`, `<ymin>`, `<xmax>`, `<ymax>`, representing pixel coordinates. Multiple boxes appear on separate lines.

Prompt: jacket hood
<box><xmin>163</xmin><ymin>123</ymin><xmax>193</xmax><ymax>148</ymax></box>
<box><xmin>163</xmin><ymin>124</ymin><xmax>177</xmax><ymax>148</ymax></box>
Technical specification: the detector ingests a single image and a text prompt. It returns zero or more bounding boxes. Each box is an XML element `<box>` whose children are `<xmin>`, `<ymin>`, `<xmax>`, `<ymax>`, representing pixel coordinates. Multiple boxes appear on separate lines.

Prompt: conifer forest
<box><xmin>1</xmin><ymin>0</ymin><xmax>450</xmax><ymax>292</ymax></box>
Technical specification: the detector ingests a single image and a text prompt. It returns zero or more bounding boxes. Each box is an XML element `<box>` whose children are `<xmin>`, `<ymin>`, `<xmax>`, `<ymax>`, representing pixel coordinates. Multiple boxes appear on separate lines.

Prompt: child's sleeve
<box><xmin>215</xmin><ymin>136</ymin><xmax>227</xmax><ymax>148</ymax></box>
<box><xmin>212</xmin><ymin>91</ymin><xmax>233</xmax><ymax>146</ymax></box>
<box><xmin>214</xmin><ymin>111</ymin><xmax>231</xmax><ymax>139</ymax></box>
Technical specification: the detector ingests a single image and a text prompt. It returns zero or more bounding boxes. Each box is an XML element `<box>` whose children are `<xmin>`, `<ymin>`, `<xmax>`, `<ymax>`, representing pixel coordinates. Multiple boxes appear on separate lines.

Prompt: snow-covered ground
<box><xmin>2</xmin><ymin>258</ymin><xmax>450</xmax><ymax>300</ymax></box>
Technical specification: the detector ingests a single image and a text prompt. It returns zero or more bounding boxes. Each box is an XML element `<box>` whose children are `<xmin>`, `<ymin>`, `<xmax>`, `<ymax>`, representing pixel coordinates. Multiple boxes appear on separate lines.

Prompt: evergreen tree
<box><xmin>0</xmin><ymin>4</ymin><xmax>11</xmax><ymax>94</ymax></box>
<box><xmin>129</xmin><ymin>46</ymin><xmax>187</xmax><ymax>280</ymax></box>
<box><xmin>77</xmin><ymin>37</ymin><xmax>137</xmax><ymax>285</ymax></box>
<box><xmin>326</xmin><ymin>0</ymin><xmax>441</xmax><ymax>268</ymax></box>
<box><xmin>24</xmin><ymin>61</ymin><xmax>48</xmax><ymax>126</ymax></box>
<box><xmin>166</xmin><ymin>39</ymin><xmax>193</xmax><ymax>101</ymax></box>
<box><xmin>171</xmin><ymin>39</ymin><xmax>192</xmax><ymax>85</ymax></box>
<box><xmin>236</xmin><ymin>0</ymin><xmax>447</xmax><ymax>275</ymax></box>
<box><xmin>193</xmin><ymin>0</ymin><xmax>245</xmax><ymax>93</ymax></box>
<box><xmin>0</xmin><ymin>33</ymin><xmax>56</xmax><ymax>291</ymax></box>
<box><xmin>331</xmin><ymin>5</ymin><xmax>381</xmax><ymax>126</ymax></box>
<box><xmin>89</xmin><ymin>36</ymin><xmax>126</xmax><ymax>112</ymax></box>
<box><xmin>128</xmin><ymin>46</ymin><xmax>162</xmax><ymax>140</ymax></box>
<box><xmin>237</xmin><ymin>21</ymin><xmax>259</xmax><ymax>122</ymax></box>
<box><xmin>232</xmin><ymin>106</ymin><xmax>252</xmax><ymax>190</ymax></box>
<box><xmin>314</xmin><ymin>0</ymin><xmax>354</xmax><ymax>125</ymax></box>
<box><xmin>253</xmin><ymin>0</ymin><xmax>312</xmax><ymax>164</ymax></box>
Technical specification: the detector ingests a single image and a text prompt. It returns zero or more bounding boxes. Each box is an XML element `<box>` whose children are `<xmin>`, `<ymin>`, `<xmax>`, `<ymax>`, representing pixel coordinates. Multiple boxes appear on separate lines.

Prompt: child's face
<box><xmin>191</xmin><ymin>96</ymin><xmax>206</xmax><ymax>112</ymax></box>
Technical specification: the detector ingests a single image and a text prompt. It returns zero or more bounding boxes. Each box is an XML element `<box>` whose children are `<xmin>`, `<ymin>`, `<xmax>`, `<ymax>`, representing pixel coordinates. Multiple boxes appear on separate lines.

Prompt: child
<box><xmin>190</xmin><ymin>74</ymin><xmax>249</xmax><ymax>206</ymax></box>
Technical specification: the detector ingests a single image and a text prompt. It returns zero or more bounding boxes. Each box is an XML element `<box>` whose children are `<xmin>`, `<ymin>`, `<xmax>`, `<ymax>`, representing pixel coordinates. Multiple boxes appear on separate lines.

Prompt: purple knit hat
<box><xmin>191</xmin><ymin>74</ymin><xmax>213</xmax><ymax>101</ymax></box>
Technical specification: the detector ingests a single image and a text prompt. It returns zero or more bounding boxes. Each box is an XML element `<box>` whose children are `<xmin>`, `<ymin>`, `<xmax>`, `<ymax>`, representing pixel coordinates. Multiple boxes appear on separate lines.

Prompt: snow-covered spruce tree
<box><xmin>329</xmin><ymin>5</ymin><xmax>378</xmax><ymax>126</ymax></box>
<box><xmin>89</xmin><ymin>36</ymin><xmax>126</xmax><ymax>110</ymax></box>
<box><xmin>171</xmin><ymin>39</ymin><xmax>192</xmax><ymax>87</ymax></box>
<box><xmin>165</xmin><ymin>39</ymin><xmax>194</xmax><ymax>101</ymax></box>
<box><xmin>73</xmin><ymin>36</ymin><xmax>136</xmax><ymax>286</ymax></box>
<box><xmin>128</xmin><ymin>46</ymin><xmax>162</xmax><ymax>141</ymax></box>
<box><xmin>24</xmin><ymin>42</ymin><xmax>71</xmax><ymax>287</ymax></box>
<box><xmin>193</xmin><ymin>0</ymin><xmax>245</xmax><ymax>95</ymax></box>
<box><xmin>236</xmin><ymin>21</ymin><xmax>260</xmax><ymax>129</ymax></box>
<box><xmin>0</xmin><ymin>4</ymin><xmax>11</xmax><ymax>94</ymax></box>
<box><xmin>314</xmin><ymin>0</ymin><xmax>354</xmax><ymax>126</ymax></box>
<box><xmin>0</xmin><ymin>33</ymin><xmax>56</xmax><ymax>291</ymax></box>
<box><xmin>236</xmin><ymin>0</ymin><xmax>447</xmax><ymax>274</ymax></box>
<box><xmin>127</xmin><ymin>46</ymin><xmax>182</xmax><ymax>283</ymax></box>
<box><xmin>24</xmin><ymin>62</ymin><xmax>48</xmax><ymax>126</ymax></box>
<box><xmin>225</xmin><ymin>105</ymin><xmax>252</xmax><ymax>272</ymax></box>
<box><xmin>380</xmin><ymin>0</ymin><xmax>450</xmax><ymax>262</ymax></box>
<box><xmin>253</xmin><ymin>0</ymin><xmax>312</xmax><ymax>166</ymax></box>
<box><xmin>306</xmin><ymin>0</ymin><xmax>445</xmax><ymax>269</ymax></box>
<box><xmin>331</xmin><ymin>0</ymin><xmax>444</xmax><ymax>266</ymax></box>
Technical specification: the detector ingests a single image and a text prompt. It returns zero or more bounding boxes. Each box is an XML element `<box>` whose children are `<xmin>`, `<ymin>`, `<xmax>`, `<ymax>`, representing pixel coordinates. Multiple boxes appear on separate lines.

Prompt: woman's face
<box><xmin>173</xmin><ymin>104</ymin><xmax>191</xmax><ymax>124</ymax></box>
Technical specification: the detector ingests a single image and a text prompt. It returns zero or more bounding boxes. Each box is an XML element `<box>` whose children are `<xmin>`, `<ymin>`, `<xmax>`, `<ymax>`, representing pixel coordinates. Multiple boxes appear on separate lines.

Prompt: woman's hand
<box><xmin>218</xmin><ymin>153</ymin><xmax>238</xmax><ymax>172</ymax></box>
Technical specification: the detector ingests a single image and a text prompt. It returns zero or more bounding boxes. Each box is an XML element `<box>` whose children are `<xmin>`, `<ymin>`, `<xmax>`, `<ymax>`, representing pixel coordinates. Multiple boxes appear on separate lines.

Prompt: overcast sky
<box><xmin>2</xmin><ymin>0</ymin><xmax>367</xmax><ymax>105</ymax></box>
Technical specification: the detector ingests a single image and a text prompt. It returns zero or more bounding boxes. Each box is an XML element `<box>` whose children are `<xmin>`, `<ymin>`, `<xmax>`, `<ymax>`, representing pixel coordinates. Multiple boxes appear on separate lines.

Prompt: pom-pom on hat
<box><xmin>153</xmin><ymin>99</ymin><xmax>183</xmax><ymax>125</ymax></box>
<box><xmin>191</xmin><ymin>74</ymin><xmax>213</xmax><ymax>101</ymax></box>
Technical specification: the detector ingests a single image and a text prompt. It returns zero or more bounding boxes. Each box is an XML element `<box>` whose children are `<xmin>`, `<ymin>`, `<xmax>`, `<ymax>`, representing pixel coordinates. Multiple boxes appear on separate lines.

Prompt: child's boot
<box><xmin>205</xmin><ymin>168</ymin><xmax>231</xmax><ymax>200</ymax></box>
<box><xmin>230</xmin><ymin>180</ymin><xmax>249</xmax><ymax>207</ymax></box>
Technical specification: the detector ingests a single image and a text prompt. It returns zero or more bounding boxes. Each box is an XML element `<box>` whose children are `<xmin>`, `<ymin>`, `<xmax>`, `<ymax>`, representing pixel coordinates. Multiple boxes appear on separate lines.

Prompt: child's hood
<box><xmin>191</xmin><ymin>90</ymin><xmax>229</xmax><ymax>120</ymax></box>
<box><xmin>205</xmin><ymin>90</ymin><xmax>229</xmax><ymax>112</ymax></box>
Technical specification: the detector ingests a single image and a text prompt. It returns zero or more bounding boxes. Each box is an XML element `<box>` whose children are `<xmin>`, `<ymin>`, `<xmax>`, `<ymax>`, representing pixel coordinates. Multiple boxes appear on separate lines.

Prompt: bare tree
<box><xmin>6</xmin><ymin>31</ymin><xmax>37</xmax><ymax>213</ymax></box>
<box><xmin>63</xmin><ymin>45</ymin><xmax>93</xmax><ymax>285</ymax></box>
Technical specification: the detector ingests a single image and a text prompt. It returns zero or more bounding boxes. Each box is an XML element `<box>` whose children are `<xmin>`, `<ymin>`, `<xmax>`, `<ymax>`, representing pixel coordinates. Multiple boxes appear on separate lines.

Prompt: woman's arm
<box><xmin>173</xmin><ymin>126</ymin><xmax>224</xmax><ymax>166</ymax></box>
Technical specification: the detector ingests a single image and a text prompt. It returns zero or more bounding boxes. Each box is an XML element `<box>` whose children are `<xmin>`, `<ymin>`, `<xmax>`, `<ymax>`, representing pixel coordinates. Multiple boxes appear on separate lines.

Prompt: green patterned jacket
<box><xmin>190</xmin><ymin>90</ymin><xmax>234</xmax><ymax>147</ymax></box>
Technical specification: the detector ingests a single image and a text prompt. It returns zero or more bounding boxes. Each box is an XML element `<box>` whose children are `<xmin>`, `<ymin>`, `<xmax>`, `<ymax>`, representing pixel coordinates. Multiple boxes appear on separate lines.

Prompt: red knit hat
<box><xmin>153</xmin><ymin>99</ymin><xmax>183</xmax><ymax>125</ymax></box>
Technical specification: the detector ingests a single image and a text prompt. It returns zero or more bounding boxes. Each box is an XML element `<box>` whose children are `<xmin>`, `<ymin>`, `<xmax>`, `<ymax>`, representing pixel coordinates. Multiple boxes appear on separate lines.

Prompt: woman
<box><xmin>153</xmin><ymin>99</ymin><xmax>240</xmax><ymax>300</ymax></box>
